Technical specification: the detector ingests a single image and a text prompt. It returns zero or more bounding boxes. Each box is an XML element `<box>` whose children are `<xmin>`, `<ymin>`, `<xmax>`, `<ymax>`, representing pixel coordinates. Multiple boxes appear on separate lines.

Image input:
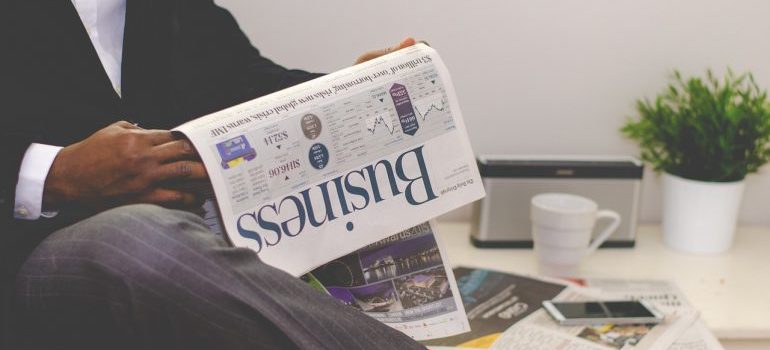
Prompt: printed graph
<box><xmin>411</xmin><ymin>93</ymin><xmax>453</xmax><ymax>135</ymax></box>
<box><xmin>365</xmin><ymin>114</ymin><xmax>398</xmax><ymax>135</ymax></box>
<box><xmin>400</xmin><ymin>68</ymin><xmax>455</xmax><ymax>135</ymax></box>
<box><xmin>414</xmin><ymin>98</ymin><xmax>448</xmax><ymax>121</ymax></box>
<box><xmin>350</xmin><ymin>67</ymin><xmax>456</xmax><ymax>158</ymax></box>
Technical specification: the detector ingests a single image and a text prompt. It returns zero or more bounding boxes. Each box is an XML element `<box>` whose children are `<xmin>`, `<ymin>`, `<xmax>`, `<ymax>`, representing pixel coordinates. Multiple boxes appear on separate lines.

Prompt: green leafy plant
<box><xmin>622</xmin><ymin>69</ymin><xmax>770</xmax><ymax>182</ymax></box>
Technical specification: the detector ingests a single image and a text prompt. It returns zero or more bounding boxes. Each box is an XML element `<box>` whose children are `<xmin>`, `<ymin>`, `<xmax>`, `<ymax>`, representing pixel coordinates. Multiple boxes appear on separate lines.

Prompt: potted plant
<box><xmin>622</xmin><ymin>69</ymin><xmax>770</xmax><ymax>253</ymax></box>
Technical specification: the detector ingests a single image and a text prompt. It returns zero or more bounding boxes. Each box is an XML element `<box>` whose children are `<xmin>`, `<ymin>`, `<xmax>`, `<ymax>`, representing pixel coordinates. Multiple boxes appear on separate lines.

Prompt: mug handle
<box><xmin>585</xmin><ymin>210</ymin><xmax>622</xmax><ymax>255</ymax></box>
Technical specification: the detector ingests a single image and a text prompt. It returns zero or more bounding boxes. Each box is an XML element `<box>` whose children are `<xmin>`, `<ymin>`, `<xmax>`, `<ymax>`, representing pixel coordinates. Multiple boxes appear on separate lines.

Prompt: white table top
<box><xmin>434</xmin><ymin>222</ymin><xmax>770</xmax><ymax>340</ymax></box>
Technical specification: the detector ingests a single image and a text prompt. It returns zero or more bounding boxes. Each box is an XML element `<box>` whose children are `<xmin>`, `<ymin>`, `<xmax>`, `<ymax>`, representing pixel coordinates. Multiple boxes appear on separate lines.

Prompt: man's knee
<box><xmin>89</xmin><ymin>204</ymin><xmax>209</xmax><ymax>239</ymax></box>
<box><xmin>21</xmin><ymin>204</ymin><xmax>217</xmax><ymax>278</ymax></box>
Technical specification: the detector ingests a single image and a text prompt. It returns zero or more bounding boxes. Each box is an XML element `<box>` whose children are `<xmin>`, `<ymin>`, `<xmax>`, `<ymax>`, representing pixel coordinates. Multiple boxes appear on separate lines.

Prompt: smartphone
<box><xmin>542</xmin><ymin>300</ymin><xmax>664</xmax><ymax>326</ymax></box>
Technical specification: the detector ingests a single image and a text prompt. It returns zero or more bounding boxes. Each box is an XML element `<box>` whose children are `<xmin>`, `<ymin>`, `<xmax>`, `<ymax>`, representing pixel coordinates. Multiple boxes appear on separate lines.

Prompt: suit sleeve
<box><xmin>0</xmin><ymin>4</ymin><xmax>35</xmax><ymax>222</ymax></box>
<box><xmin>185</xmin><ymin>0</ymin><xmax>325</xmax><ymax>99</ymax></box>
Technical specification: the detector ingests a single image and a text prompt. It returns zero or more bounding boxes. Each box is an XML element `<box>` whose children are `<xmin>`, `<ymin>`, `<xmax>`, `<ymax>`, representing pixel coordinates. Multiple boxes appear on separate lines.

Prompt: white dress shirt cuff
<box><xmin>14</xmin><ymin>143</ymin><xmax>63</xmax><ymax>220</ymax></box>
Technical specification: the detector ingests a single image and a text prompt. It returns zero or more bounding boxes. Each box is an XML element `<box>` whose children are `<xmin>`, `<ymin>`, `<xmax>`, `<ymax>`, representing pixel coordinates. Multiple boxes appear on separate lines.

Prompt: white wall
<box><xmin>216</xmin><ymin>0</ymin><xmax>770</xmax><ymax>224</ymax></box>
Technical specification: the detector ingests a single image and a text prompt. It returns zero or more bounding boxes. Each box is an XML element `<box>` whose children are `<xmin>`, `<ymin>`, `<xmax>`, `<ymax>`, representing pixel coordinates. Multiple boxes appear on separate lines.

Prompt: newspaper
<box><xmin>667</xmin><ymin>322</ymin><xmax>723</xmax><ymax>350</ymax></box>
<box><xmin>424</xmin><ymin>270</ymin><xmax>702</xmax><ymax>350</ymax></box>
<box><xmin>175</xmin><ymin>43</ymin><xmax>483</xmax><ymax>276</ymax></box>
<box><xmin>425</xmin><ymin>267</ymin><xmax>569</xmax><ymax>348</ymax></box>
<box><xmin>174</xmin><ymin>44</ymin><xmax>484</xmax><ymax>339</ymax></box>
<box><xmin>302</xmin><ymin>221</ymin><xmax>470</xmax><ymax>340</ymax></box>
<box><xmin>490</xmin><ymin>287</ymin><xmax>698</xmax><ymax>350</ymax></box>
<box><xmin>578</xmin><ymin>279</ymin><xmax>723</xmax><ymax>350</ymax></box>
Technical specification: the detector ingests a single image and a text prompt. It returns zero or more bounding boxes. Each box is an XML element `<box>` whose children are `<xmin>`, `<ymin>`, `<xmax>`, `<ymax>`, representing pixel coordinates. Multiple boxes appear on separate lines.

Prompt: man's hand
<box><xmin>43</xmin><ymin>121</ymin><xmax>208</xmax><ymax>211</ymax></box>
<box><xmin>354</xmin><ymin>37</ymin><xmax>417</xmax><ymax>65</ymax></box>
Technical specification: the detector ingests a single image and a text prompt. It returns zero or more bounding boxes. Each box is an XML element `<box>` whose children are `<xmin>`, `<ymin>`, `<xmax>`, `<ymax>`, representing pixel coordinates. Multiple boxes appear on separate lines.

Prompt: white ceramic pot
<box><xmin>662</xmin><ymin>173</ymin><xmax>745</xmax><ymax>254</ymax></box>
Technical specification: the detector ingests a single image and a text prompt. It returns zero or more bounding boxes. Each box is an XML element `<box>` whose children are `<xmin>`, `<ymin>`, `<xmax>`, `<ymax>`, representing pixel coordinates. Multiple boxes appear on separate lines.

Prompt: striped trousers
<box><xmin>14</xmin><ymin>204</ymin><xmax>424</xmax><ymax>349</ymax></box>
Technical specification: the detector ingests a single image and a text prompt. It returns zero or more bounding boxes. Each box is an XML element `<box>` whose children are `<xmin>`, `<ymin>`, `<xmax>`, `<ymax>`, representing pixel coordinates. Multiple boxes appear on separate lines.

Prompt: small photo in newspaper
<box><xmin>301</xmin><ymin>222</ymin><xmax>469</xmax><ymax>341</ymax></box>
<box><xmin>576</xmin><ymin>323</ymin><xmax>657</xmax><ymax>349</ymax></box>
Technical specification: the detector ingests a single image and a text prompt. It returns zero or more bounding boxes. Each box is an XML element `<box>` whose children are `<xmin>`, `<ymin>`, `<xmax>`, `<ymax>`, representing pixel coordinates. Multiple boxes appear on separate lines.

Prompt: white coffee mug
<box><xmin>530</xmin><ymin>193</ymin><xmax>621</xmax><ymax>277</ymax></box>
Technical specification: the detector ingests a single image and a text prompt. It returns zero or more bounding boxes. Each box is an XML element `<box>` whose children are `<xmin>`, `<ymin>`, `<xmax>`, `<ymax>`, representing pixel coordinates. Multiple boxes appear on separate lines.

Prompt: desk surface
<box><xmin>434</xmin><ymin>222</ymin><xmax>770</xmax><ymax>340</ymax></box>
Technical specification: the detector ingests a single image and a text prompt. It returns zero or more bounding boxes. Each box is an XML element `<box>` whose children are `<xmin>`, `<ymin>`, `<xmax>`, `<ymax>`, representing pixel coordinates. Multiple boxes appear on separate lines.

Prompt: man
<box><xmin>1</xmin><ymin>0</ymin><xmax>424</xmax><ymax>348</ymax></box>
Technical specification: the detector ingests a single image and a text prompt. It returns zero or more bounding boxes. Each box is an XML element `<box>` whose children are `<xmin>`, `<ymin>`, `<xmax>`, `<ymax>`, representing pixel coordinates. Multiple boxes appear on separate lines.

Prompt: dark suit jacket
<box><xmin>0</xmin><ymin>0</ymin><xmax>322</xmax><ymax>345</ymax></box>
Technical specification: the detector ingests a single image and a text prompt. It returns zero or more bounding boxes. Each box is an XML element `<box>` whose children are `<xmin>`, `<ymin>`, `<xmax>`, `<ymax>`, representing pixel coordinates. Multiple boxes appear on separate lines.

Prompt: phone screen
<box><xmin>552</xmin><ymin>301</ymin><xmax>656</xmax><ymax>319</ymax></box>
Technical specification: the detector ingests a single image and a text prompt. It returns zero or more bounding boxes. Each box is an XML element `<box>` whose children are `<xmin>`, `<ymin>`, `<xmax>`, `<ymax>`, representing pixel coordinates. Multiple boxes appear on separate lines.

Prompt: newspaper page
<box><xmin>300</xmin><ymin>221</ymin><xmax>469</xmax><ymax>341</ymax></box>
<box><xmin>579</xmin><ymin>279</ymin><xmax>723</xmax><ymax>350</ymax></box>
<box><xmin>425</xmin><ymin>267</ymin><xmax>569</xmax><ymax>348</ymax></box>
<box><xmin>174</xmin><ymin>43</ymin><xmax>485</xmax><ymax>277</ymax></box>
<box><xmin>489</xmin><ymin>286</ymin><xmax>698</xmax><ymax>350</ymax></box>
<box><xmin>667</xmin><ymin>322</ymin><xmax>723</xmax><ymax>350</ymax></box>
